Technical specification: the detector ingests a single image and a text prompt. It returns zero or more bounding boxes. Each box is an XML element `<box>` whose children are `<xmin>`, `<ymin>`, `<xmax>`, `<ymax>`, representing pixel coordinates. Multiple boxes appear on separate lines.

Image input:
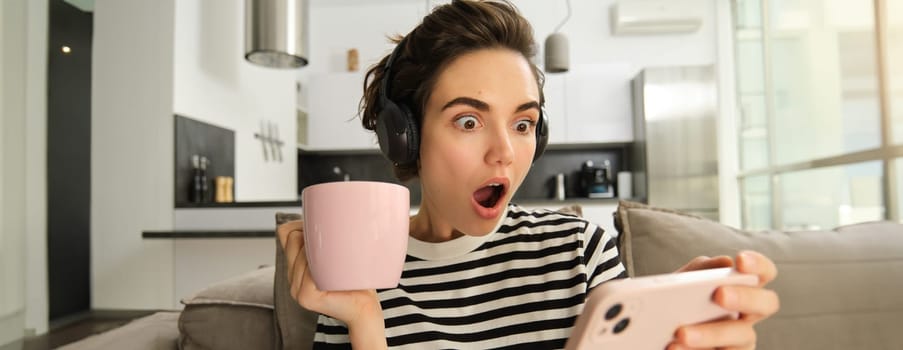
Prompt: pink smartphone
<box><xmin>565</xmin><ymin>267</ymin><xmax>759</xmax><ymax>350</ymax></box>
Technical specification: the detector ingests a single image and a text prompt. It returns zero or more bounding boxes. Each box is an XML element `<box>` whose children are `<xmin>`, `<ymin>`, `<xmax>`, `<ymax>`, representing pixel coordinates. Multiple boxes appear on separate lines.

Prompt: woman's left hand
<box><xmin>668</xmin><ymin>250</ymin><xmax>780</xmax><ymax>350</ymax></box>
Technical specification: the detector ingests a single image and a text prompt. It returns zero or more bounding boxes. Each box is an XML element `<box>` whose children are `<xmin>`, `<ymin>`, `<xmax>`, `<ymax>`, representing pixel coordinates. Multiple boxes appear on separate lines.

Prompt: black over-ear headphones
<box><xmin>375</xmin><ymin>37</ymin><xmax>549</xmax><ymax>167</ymax></box>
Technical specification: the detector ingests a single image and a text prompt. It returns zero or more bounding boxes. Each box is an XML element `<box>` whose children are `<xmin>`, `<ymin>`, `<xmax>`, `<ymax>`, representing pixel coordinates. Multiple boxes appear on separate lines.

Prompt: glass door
<box><xmin>733</xmin><ymin>0</ymin><xmax>900</xmax><ymax>229</ymax></box>
<box><xmin>889</xmin><ymin>0</ymin><xmax>903</xmax><ymax>219</ymax></box>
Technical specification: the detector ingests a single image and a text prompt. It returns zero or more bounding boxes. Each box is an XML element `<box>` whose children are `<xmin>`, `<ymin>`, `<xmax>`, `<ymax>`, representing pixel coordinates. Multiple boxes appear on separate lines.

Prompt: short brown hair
<box><xmin>360</xmin><ymin>0</ymin><xmax>544</xmax><ymax>181</ymax></box>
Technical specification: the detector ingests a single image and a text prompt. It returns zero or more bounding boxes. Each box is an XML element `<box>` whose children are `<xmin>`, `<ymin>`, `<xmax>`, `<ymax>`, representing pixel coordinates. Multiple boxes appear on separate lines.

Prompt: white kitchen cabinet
<box><xmin>303</xmin><ymin>64</ymin><xmax>636</xmax><ymax>151</ymax></box>
<box><xmin>563</xmin><ymin>64</ymin><xmax>635</xmax><ymax>144</ymax></box>
<box><xmin>303</xmin><ymin>73</ymin><xmax>379</xmax><ymax>151</ymax></box>
<box><xmin>173</xmin><ymin>238</ymin><xmax>274</xmax><ymax>309</ymax></box>
<box><xmin>543</xmin><ymin>64</ymin><xmax>637</xmax><ymax>145</ymax></box>
<box><xmin>543</xmin><ymin>73</ymin><xmax>568</xmax><ymax>144</ymax></box>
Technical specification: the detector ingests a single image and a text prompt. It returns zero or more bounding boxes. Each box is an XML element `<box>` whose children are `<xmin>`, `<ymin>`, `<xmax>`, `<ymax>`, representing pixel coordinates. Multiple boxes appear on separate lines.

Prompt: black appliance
<box><xmin>579</xmin><ymin>160</ymin><xmax>614</xmax><ymax>198</ymax></box>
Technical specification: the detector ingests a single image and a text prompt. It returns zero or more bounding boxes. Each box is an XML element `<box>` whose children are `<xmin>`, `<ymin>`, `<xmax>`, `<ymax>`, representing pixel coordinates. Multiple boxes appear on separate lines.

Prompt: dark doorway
<box><xmin>47</xmin><ymin>0</ymin><xmax>92</xmax><ymax>322</ymax></box>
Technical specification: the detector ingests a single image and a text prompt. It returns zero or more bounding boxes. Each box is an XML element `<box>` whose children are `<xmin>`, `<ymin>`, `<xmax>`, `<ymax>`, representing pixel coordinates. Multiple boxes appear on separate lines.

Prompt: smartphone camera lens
<box><xmin>613</xmin><ymin>318</ymin><xmax>630</xmax><ymax>334</ymax></box>
<box><xmin>605</xmin><ymin>303</ymin><xmax>623</xmax><ymax>320</ymax></box>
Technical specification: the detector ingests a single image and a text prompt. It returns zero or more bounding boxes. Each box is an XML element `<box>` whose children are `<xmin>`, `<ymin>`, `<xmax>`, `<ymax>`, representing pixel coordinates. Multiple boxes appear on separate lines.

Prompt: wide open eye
<box><xmin>513</xmin><ymin>119</ymin><xmax>534</xmax><ymax>134</ymax></box>
<box><xmin>454</xmin><ymin>115</ymin><xmax>481</xmax><ymax>131</ymax></box>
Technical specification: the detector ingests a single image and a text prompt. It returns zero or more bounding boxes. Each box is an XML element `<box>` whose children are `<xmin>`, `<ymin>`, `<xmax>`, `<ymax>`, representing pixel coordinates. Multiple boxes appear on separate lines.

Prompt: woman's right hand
<box><xmin>276</xmin><ymin>220</ymin><xmax>386</xmax><ymax>336</ymax></box>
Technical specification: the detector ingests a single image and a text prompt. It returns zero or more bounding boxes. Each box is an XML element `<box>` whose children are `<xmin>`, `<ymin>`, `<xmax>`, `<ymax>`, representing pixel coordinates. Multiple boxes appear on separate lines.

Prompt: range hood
<box><xmin>245</xmin><ymin>0</ymin><xmax>309</xmax><ymax>68</ymax></box>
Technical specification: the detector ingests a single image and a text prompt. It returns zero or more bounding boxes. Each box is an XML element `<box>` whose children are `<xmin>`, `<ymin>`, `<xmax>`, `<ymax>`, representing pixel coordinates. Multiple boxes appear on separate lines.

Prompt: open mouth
<box><xmin>473</xmin><ymin>182</ymin><xmax>506</xmax><ymax>209</ymax></box>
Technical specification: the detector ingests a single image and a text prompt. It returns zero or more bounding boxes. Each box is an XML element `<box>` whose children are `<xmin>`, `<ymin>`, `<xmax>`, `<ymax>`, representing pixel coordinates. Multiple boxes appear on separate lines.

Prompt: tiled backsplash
<box><xmin>174</xmin><ymin>115</ymin><xmax>235</xmax><ymax>206</ymax></box>
<box><xmin>297</xmin><ymin>152</ymin><xmax>423</xmax><ymax>205</ymax></box>
<box><xmin>298</xmin><ymin>145</ymin><xmax>628</xmax><ymax>205</ymax></box>
<box><xmin>517</xmin><ymin>147</ymin><xmax>628</xmax><ymax>201</ymax></box>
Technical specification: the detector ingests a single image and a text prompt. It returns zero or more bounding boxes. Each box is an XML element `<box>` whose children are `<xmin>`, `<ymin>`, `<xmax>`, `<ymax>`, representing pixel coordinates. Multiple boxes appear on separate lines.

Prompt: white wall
<box><xmin>1</xmin><ymin>0</ymin><xmax>29</xmax><ymax>342</ymax></box>
<box><xmin>300</xmin><ymin>0</ymin><xmax>735</xmax><ymax>221</ymax></box>
<box><xmin>303</xmin><ymin>2</ymin><xmax>425</xmax><ymax>78</ymax></box>
<box><xmin>25</xmin><ymin>0</ymin><xmax>49</xmax><ymax>335</ymax></box>
<box><xmin>514</xmin><ymin>0</ymin><xmax>738</xmax><ymax>224</ymax></box>
<box><xmin>173</xmin><ymin>0</ymin><xmax>298</xmax><ymax>202</ymax></box>
<box><xmin>303</xmin><ymin>0</ymin><xmax>717</xmax><ymax>73</ymax></box>
<box><xmin>522</xmin><ymin>0</ymin><xmax>717</xmax><ymax>146</ymax></box>
<box><xmin>518</xmin><ymin>0</ymin><xmax>715</xmax><ymax>67</ymax></box>
<box><xmin>92</xmin><ymin>0</ymin><xmax>176</xmax><ymax>309</ymax></box>
<box><xmin>300</xmin><ymin>0</ymin><xmax>717</xmax><ymax>93</ymax></box>
<box><xmin>92</xmin><ymin>0</ymin><xmax>304</xmax><ymax>310</ymax></box>
<box><xmin>0</xmin><ymin>0</ymin><xmax>50</xmax><ymax>338</ymax></box>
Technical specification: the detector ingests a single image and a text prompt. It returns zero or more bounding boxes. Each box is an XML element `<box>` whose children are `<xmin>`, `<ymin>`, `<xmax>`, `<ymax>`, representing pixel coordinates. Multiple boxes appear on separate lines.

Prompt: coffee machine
<box><xmin>579</xmin><ymin>160</ymin><xmax>614</xmax><ymax>198</ymax></box>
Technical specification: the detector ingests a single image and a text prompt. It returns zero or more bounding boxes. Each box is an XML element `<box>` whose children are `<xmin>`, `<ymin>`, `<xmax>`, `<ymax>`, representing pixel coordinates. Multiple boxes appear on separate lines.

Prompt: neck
<box><xmin>410</xmin><ymin>194</ymin><xmax>463</xmax><ymax>243</ymax></box>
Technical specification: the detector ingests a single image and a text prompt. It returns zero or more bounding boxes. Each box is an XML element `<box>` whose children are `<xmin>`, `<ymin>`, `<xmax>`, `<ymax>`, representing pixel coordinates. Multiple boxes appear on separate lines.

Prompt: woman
<box><xmin>278</xmin><ymin>1</ymin><xmax>779</xmax><ymax>349</ymax></box>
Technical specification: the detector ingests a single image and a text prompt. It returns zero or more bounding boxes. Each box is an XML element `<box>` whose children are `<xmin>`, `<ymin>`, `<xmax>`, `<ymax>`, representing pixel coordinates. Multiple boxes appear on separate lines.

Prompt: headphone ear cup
<box><xmin>533</xmin><ymin>109</ymin><xmax>549</xmax><ymax>162</ymax></box>
<box><xmin>397</xmin><ymin>103</ymin><xmax>419</xmax><ymax>165</ymax></box>
<box><xmin>375</xmin><ymin>100</ymin><xmax>406</xmax><ymax>165</ymax></box>
<box><xmin>375</xmin><ymin>99</ymin><xmax>419</xmax><ymax>166</ymax></box>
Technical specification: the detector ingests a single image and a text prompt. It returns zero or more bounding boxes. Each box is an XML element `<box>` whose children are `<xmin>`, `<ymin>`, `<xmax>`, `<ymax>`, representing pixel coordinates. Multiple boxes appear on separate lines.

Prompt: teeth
<box><xmin>488</xmin><ymin>183</ymin><xmax>502</xmax><ymax>187</ymax></box>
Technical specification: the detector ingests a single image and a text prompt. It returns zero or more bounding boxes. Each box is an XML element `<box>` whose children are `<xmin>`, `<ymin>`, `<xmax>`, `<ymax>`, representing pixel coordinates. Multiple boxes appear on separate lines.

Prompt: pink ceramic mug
<box><xmin>301</xmin><ymin>181</ymin><xmax>410</xmax><ymax>291</ymax></box>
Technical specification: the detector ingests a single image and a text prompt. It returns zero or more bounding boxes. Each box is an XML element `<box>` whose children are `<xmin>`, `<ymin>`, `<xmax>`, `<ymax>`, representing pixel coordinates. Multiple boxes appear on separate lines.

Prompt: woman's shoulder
<box><xmin>503</xmin><ymin>203</ymin><xmax>594</xmax><ymax>232</ymax></box>
<box><xmin>507</xmin><ymin>203</ymin><xmax>587</xmax><ymax>219</ymax></box>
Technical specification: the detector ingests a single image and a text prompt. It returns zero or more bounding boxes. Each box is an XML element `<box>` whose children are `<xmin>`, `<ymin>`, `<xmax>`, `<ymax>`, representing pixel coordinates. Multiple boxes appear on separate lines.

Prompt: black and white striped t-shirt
<box><xmin>313</xmin><ymin>204</ymin><xmax>627</xmax><ymax>349</ymax></box>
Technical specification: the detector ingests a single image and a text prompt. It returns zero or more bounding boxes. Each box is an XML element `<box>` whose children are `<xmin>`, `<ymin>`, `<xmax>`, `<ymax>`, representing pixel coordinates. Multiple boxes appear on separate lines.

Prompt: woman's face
<box><xmin>418</xmin><ymin>48</ymin><xmax>541</xmax><ymax>236</ymax></box>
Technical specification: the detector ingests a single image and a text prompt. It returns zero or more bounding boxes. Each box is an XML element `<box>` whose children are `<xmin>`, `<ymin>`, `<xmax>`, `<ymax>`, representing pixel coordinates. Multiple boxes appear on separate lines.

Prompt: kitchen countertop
<box><xmin>148</xmin><ymin>197</ymin><xmax>636</xmax><ymax>239</ymax></box>
<box><xmin>173</xmin><ymin>197</ymin><xmax>629</xmax><ymax>209</ymax></box>
<box><xmin>143</xmin><ymin>230</ymin><xmax>275</xmax><ymax>239</ymax></box>
<box><xmin>175</xmin><ymin>200</ymin><xmax>302</xmax><ymax>208</ymax></box>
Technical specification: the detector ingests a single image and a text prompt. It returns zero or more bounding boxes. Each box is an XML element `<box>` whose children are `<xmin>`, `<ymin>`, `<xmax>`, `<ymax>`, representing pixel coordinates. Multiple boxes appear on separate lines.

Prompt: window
<box><xmin>897</xmin><ymin>158</ymin><xmax>903</xmax><ymax>219</ymax></box>
<box><xmin>891</xmin><ymin>0</ymin><xmax>903</xmax><ymax>144</ymax></box>
<box><xmin>733</xmin><ymin>0</ymin><xmax>902</xmax><ymax>229</ymax></box>
<box><xmin>741</xmin><ymin>175</ymin><xmax>772</xmax><ymax>230</ymax></box>
<box><xmin>781</xmin><ymin>161</ymin><xmax>884</xmax><ymax>230</ymax></box>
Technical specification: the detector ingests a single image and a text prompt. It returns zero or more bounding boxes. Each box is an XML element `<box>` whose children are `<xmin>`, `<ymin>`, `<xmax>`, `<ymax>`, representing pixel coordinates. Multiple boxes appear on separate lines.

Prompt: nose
<box><xmin>484</xmin><ymin>125</ymin><xmax>515</xmax><ymax>166</ymax></box>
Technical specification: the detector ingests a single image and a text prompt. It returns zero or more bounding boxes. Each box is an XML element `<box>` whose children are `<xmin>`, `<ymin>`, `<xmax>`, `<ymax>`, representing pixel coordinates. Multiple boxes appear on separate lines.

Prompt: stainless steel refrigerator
<box><xmin>631</xmin><ymin>65</ymin><xmax>720</xmax><ymax>220</ymax></box>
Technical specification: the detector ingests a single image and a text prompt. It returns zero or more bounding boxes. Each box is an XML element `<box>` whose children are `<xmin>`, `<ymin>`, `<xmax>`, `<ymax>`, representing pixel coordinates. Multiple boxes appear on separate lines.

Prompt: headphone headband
<box><xmin>375</xmin><ymin>36</ymin><xmax>420</xmax><ymax>166</ymax></box>
<box><xmin>379</xmin><ymin>36</ymin><xmax>408</xmax><ymax>106</ymax></box>
<box><xmin>374</xmin><ymin>36</ymin><xmax>548</xmax><ymax>167</ymax></box>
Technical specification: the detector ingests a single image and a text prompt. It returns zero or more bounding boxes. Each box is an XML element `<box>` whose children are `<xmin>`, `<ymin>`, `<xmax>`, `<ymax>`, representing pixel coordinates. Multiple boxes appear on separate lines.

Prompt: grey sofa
<box><xmin>614</xmin><ymin>201</ymin><xmax>903</xmax><ymax>350</ymax></box>
<box><xmin>60</xmin><ymin>201</ymin><xmax>903</xmax><ymax>349</ymax></box>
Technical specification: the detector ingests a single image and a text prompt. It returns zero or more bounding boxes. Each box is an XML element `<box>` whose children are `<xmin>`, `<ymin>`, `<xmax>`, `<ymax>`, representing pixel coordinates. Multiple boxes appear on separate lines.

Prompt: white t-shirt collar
<box><xmin>406</xmin><ymin>206</ymin><xmax>509</xmax><ymax>261</ymax></box>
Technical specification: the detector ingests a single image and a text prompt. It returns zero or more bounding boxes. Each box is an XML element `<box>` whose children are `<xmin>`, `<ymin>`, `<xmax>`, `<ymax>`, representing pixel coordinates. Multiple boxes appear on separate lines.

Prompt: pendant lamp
<box><xmin>544</xmin><ymin>0</ymin><xmax>571</xmax><ymax>73</ymax></box>
<box><xmin>245</xmin><ymin>0</ymin><xmax>309</xmax><ymax>68</ymax></box>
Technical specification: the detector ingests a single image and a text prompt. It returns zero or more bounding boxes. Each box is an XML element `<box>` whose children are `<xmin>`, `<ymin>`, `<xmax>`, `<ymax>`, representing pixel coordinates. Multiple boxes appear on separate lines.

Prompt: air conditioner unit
<box><xmin>611</xmin><ymin>0</ymin><xmax>703</xmax><ymax>35</ymax></box>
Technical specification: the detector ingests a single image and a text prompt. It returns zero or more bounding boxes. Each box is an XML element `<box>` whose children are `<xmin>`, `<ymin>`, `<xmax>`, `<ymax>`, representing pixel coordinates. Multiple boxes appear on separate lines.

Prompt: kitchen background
<box><xmin>6</xmin><ymin>0</ymin><xmax>903</xmax><ymax>345</ymax></box>
<box><xmin>151</xmin><ymin>0</ymin><xmax>722</xmax><ymax>311</ymax></box>
<box><xmin>2</xmin><ymin>0</ymin><xmax>739</xmax><ymax>340</ymax></box>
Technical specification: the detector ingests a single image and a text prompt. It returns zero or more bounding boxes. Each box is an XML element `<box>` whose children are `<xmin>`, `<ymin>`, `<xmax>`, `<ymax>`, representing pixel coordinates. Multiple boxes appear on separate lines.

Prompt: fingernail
<box><xmin>741</xmin><ymin>252</ymin><xmax>757</xmax><ymax>270</ymax></box>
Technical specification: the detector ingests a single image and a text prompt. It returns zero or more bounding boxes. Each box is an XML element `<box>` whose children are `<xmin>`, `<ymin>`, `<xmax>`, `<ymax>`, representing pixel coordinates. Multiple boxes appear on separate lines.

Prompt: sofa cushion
<box><xmin>57</xmin><ymin>312</ymin><xmax>180</xmax><ymax>350</ymax></box>
<box><xmin>274</xmin><ymin>212</ymin><xmax>319</xmax><ymax>350</ymax></box>
<box><xmin>614</xmin><ymin>200</ymin><xmax>903</xmax><ymax>350</ymax></box>
<box><xmin>178</xmin><ymin>266</ymin><xmax>276</xmax><ymax>350</ymax></box>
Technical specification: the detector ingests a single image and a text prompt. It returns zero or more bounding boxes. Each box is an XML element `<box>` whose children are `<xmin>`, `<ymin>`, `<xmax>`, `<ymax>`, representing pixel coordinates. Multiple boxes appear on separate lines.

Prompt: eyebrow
<box><xmin>441</xmin><ymin>97</ymin><xmax>541</xmax><ymax>114</ymax></box>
